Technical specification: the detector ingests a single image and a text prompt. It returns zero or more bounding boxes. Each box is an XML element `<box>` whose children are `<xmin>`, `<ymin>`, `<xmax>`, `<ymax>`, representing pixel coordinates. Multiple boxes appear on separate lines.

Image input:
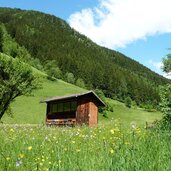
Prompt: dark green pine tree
<box><xmin>0</xmin><ymin>26</ymin><xmax>3</xmax><ymax>52</ymax></box>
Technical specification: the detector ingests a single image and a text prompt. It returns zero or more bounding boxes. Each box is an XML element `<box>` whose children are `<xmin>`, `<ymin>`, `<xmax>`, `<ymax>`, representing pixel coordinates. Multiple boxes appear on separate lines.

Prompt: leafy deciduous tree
<box><xmin>65</xmin><ymin>72</ymin><xmax>75</xmax><ymax>84</ymax></box>
<box><xmin>125</xmin><ymin>97</ymin><xmax>132</xmax><ymax>108</ymax></box>
<box><xmin>0</xmin><ymin>54</ymin><xmax>39</xmax><ymax>120</ymax></box>
<box><xmin>44</xmin><ymin>60</ymin><xmax>62</xmax><ymax>80</ymax></box>
<box><xmin>163</xmin><ymin>54</ymin><xmax>171</xmax><ymax>73</ymax></box>
<box><xmin>75</xmin><ymin>78</ymin><xmax>85</xmax><ymax>88</ymax></box>
<box><xmin>160</xmin><ymin>85</ymin><xmax>171</xmax><ymax>122</ymax></box>
<box><xmin>160</xmin><ymin>53</ymin><xmax>171</xmax><ymax>123</ymax></box>
<box><xmin>0</xmin><ymin>27</ymin><xmax>3</xmax><ymax>52</ymax></box>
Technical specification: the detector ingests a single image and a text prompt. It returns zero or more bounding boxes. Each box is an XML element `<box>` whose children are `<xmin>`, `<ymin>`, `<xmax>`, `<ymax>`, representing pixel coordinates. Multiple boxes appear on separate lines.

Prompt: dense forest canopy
<box><xmin>0</xmin><ymin>7</ymin><xmax>170</xmax><ymax>106</ymax></box>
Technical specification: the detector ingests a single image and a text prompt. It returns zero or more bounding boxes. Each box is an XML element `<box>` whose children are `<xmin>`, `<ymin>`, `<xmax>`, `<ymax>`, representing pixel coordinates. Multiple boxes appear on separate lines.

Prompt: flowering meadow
<box><xmin>0</xmin><ymin>121</ymin><xmax>171</xmax><ymax>171</ymax></box>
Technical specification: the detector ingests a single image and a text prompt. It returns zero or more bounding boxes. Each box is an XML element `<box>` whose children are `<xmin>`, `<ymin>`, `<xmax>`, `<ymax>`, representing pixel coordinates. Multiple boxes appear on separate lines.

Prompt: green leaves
<box><xmin>160</xmin><ymin>51</ymin><xmax>171</xmax><ymax>124</ymax></box>
<box><xmin>125</xmin><ymin>97</ymin><xmax>132</xmax><ymax>108</ymax></box>
<box><xmin>0</xmin><ymin>26</ymin><xmax>3</xmax><ymax>52</ymax></box>
<box><xmin>159</xmin><ymin>84</ymin><xmax>171</xmax><ymax>122</ymax></box>
<box><xmin>65</xmin><ymin>72</ymin><xmax>75</xmax><ymax>84</ymax></box>
<box><xmin>44</xmin><ymin>60</ymin><xmax>62</xmax><ymax>81</ymax></box>
<box><xmin>0</xmin><ymin>54</ymin><xmax>39</xmax><ymax>119</ymax></box>
<box><xmin>162</xmin><ymin>55</ymin><xmax>171</xmax><ymax>73</ymax></box>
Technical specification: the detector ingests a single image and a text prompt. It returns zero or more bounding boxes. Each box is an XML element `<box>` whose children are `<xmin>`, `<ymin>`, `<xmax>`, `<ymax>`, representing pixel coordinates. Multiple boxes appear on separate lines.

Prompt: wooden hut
<box><xmin>43</xmin><ymin>91</ymin><xmax>105</xmax><ymax>127</ymax></box>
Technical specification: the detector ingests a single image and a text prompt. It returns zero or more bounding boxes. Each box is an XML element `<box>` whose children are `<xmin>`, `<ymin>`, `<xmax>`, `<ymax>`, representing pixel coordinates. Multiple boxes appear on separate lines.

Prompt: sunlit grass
<box><xmin>0</xmin><ymin>122</ymin><xmax>171</xmax><ymax>171</ymax></box>
<box><xmin>2</xmin><ymin>78</ymin><xmax>162</xmax><ymax>126</ymax></box>
<box><xmin>2</xmin><ymin>78</ymin><xmax>85</xmax><ymax>124</ymax></box>
<box><xmin>1</xmin><ymin>64</ymin><xmax>162</xmax><ymax>126</ymax></box>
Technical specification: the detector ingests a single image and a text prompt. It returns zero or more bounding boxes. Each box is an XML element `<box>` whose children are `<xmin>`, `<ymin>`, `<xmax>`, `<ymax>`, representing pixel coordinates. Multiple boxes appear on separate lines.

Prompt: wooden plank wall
<box><xmin>89</xmin><ymin>102</ymin><xmax>98</xmax><ymax>127</ymax></box>
<box><xmin>76</xmin><ymin>99</ymin><xmax>89</xmax><ymax>125</ymax></box>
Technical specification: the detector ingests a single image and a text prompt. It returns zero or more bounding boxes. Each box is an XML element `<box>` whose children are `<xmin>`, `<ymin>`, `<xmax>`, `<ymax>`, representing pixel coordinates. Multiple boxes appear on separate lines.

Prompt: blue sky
<box><xmin>0</xmin><ymin>0</ymin><xmax>171</xmax><ymax>77</ymax></box>
<box><xmin>0</xmin><ymin>0</ymin><xmax>98</xmax><ymax>20</ymax></box>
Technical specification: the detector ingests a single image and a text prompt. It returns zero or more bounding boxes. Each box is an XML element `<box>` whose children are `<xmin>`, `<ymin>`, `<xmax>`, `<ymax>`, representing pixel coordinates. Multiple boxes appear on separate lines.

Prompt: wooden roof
<box><xmin>42</xmin><ymin>91</ymin><xmax>105</xmax><ymax>107</ymax></box>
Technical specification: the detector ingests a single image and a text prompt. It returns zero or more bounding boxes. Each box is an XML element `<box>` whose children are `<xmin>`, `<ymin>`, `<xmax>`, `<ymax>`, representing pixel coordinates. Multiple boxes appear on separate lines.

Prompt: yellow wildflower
<box><xmin>135</xmin><ymin>128</ymin><xmax>141</xmax><ymax>134</ymax></box>
<box><xmin>76</xmin><ymin>149</ymin><xmax>80</xmax><ymax>152</ymax></box>
<box><xmin>6</xmin><ymin>157</ymin><xmax>10</xmax><ymax>161</ymax></box>
<box><xmin>10</xmin><ymin>128</ymin><xmax>14</xmax><ymax>133</ymax></box>
<box><xmin>110</xmin><ymin>149</ymin><xmax>114</xmax><ymax>154</ymax></box>
<box><xmin>110</xmin><ymin>129</ymin><xmax>114</xmax><ymax>134</ymax></box>
<box><xmin>19</xmin><ymin>154</ymin><xmax>24</xmax><ymax>159</ymax></box>
<box><xmin>28</xmin><ymin>146</ymin><xmax>32</xmax><ymax>151</ymax></box>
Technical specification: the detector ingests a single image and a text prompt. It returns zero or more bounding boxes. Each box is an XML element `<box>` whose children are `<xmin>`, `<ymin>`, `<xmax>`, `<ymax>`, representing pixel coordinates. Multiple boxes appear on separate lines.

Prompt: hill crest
<box><xmin>0</xmin><ymin>7</ymin><xmax>170</xmax><ymax>106</ymax></box>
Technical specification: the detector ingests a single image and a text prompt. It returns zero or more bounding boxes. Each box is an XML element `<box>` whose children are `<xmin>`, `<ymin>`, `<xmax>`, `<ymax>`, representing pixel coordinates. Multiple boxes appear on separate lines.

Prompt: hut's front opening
<box><xmin>47</xmin><ymin>101</ymin><xmax>77</xmax><ymax>125</ymax></box>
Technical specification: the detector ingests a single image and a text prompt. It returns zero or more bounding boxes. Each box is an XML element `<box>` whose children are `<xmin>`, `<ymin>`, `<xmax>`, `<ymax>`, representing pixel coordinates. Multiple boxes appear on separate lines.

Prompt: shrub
<box><xmin>65</xmin><ymin>72</ymin><xmax>75</xmax><ymax>84</ymax></box>
<box><xmin>75</xmin><ymin>78</ymin><xmax>86</xmax><ymax>88</ymax></box>
<box><xmin>125</xmin><ymin>97</ymin><xmax>132</xmax><ymax>108</ymax></box>
<box><xmin>159</xmin><ymin>84</ymin><xmax>171</xmax><ymax>122</ymax></box>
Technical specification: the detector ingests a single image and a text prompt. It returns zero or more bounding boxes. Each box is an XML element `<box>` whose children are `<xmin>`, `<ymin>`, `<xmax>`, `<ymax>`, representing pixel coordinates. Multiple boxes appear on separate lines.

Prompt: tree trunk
<box><xmin>0</xmin><ymin>101</ymin><xmax>10</xmax><ymax>120</ymax></box>
<box><xmin>0</xmin><ymin>94</ymin><xmax>13</xmax><ymax>120</ymax></box>
<box><xmin>0</xmin><ymin>91</ymin><xmax>20</xmax><ymax>120</ymax></box>
<box><xmin>0</xmin><ymin>111</ymin><xmax>4</xmax><ymax>120</ymax></box>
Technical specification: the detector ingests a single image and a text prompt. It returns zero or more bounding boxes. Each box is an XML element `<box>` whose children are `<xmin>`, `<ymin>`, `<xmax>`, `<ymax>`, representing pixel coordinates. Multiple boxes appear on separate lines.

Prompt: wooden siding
<box><xmin>89</xmin><ymin>102</ymin><xmax>98</xmax><ymax>127</ymax></box>
<box><xmin>76</xmin><ymin>98</ymin><xmax>98</xmax><ymax>127</ymax></box>
<box><xmin>76</xmin><ymin>99</ymin><xmax>89</xmax><ymax>125</ymax></box>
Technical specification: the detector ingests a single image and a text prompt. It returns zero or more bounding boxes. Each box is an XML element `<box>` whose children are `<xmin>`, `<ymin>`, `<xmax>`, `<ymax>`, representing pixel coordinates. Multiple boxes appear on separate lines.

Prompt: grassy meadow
<box><xmin>1</xmin><ymin>123</ymin><xmax>171</xmax><ymax>171</ymax></box>
<box><xmin>0</xmin><ymin>68</ymin><xmax>168</xmax><ymax>171</ymax></box>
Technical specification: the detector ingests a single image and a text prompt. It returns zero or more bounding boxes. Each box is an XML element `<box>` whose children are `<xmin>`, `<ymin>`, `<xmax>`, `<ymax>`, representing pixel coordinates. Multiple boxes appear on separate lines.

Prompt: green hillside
<box><xmin>0</xmin><ymin>7</ymin><xmax>170</xmax><ymax>107</ymax></box>
<box><xmin>1</xmin><ymin>77</ymin><xmax>85</xmax><ymax>124</ymax></box>
<box><xmin>1</xmin><ymin>64</ymin><xmax>162</xmax><ymax>126</ymax></box>
<box><xmin>103</xmin><ymin>99</ymin><xmax>162</xmax><ymax>126</ymax></box>
<box><xmin>2</xmin><ymin>79</ymin><xmax>162</xmax><ymax>126</ymax></box>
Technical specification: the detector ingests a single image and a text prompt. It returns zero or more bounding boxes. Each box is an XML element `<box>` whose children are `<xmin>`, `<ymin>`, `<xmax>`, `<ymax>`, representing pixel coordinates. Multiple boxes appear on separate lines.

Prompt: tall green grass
<box><xmin>0</xmin><ymin>123</ymin><xmax>170</xmax><ymax>171</ymax></box>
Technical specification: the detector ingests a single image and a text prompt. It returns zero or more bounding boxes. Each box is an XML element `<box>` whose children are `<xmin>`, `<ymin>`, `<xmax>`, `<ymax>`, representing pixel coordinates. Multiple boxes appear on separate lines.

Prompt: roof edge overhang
<box><xmin>40</xmin><ymin>91</ymin><xmax>106</xmax><ymax>107</ymax></box>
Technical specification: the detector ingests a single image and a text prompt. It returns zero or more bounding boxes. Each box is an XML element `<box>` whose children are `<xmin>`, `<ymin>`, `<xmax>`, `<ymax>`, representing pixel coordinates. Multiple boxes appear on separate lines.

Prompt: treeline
<box><xmin>0</xmin><ymin>7</ymin><xmax>170</xmax><ymax>107</ymax></box>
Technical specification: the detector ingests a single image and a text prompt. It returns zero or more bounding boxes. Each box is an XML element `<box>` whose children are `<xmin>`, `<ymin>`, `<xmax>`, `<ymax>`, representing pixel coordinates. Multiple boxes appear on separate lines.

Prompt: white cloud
<box><xmin>163</xmin><ymin>73</ymin><xmax>171</xmax><ymax>79</ymax></box>
<box><xmin>148</xmin><ymin>60</ymin><xmax>163</xmax><ymax>70</ymax></box>
<box><xmin>68</xmin><ymin>0</ymin><xmax>171</xmax><ymax>49</ymax></box>
<box><xmin>148</xmin><ymin>60</ymin><xmax>171</xmax><ymax>79</ymax></box>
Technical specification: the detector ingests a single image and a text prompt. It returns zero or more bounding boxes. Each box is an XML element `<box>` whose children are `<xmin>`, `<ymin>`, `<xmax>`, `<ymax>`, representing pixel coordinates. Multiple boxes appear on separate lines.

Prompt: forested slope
<box><xmin>0</xmin><ymin>7</ymin><xmax>170</xmax><ymax>106</ymax></box>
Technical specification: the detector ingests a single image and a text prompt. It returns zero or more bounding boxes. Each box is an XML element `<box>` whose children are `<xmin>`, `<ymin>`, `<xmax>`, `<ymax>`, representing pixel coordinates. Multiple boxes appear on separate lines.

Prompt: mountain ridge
<box><xmin>0</xmin><ymin>7</ymin><xmax>170</xmax><ymax>106</ymax></box>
